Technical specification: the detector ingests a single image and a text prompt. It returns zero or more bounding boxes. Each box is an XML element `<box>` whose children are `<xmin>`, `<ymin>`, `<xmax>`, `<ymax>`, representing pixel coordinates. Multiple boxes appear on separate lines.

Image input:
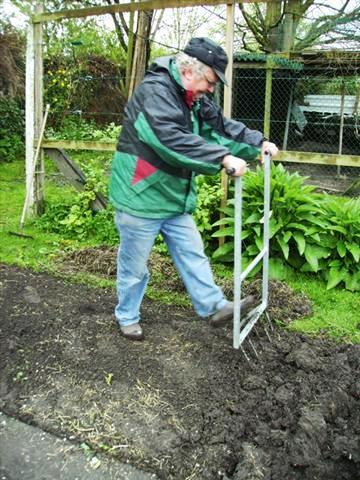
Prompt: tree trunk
<box><xmin>282</xmin><ymin>0</ymin><xmax>304</xmax><ymax>52</ymax></box>
<box><xmin>264</xmin><ymin>1</ymin><xmax>282</xmax><ymax>52</ymax></box>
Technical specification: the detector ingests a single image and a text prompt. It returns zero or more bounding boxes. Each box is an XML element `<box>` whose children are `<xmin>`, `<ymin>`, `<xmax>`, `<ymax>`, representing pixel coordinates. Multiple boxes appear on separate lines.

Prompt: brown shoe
<box><xmin>119</xmin><ymin>322</ymin><xmax>144</xmax><ymax>341</ymax></box>
<box><xmin>209</xmin><ymin>295</ymin><xmax>256</xmax><ymax>328</ymax></box>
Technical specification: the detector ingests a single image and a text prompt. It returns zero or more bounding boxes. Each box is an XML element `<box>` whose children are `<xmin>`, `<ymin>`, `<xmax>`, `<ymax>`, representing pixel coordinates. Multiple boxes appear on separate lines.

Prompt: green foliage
<box><xmin>37</xmin><ymin>196</ymin><xmax>118</xmax><ymax>245</ymax></box>
<box><xmin>46</xmin><ymin>117</ymin><xmax>120</xmax><ymax>142</ymax></box>
<box><xmin>46</xmin><ymin>20</ymin><xmax>126</xmax><ymax>66</ymax></box>
<box><xmin>0</xmin><ymin>97</ymin><xmax>24</xmax><ymax>162</ymax></box>
<box><xmin>44</xmin><ymin>50</ymin><xmax>125</xmax><ymax>130</ymax></box>
<box><xmin>193</xmin><ymin>174</ymin><xmax>224</xmax><ymax>249</ymax></box>
<box><xmin>321</xmin><ymin>196</ymin><xmax>360</xmax><ymax>291</ymax></box>
<box><xmin>45</xmin><ymin>66</ymin><xmax>74</xmax><ymax>118</ymax></box>
<box><xmin>320</xmin><ymin>77</ymin><xmax>359</xmax><ymax>96</ymax></box>
<box><xmin>36</xmin><ymin>158</ymin><xmax>118</xmax><ymax>244</ymax></box>
<box><xmin>287</xmin><ymin>274</ymin><xmax>360</xmax><ymax>343</ymax></box>
<box><xmin>297</xmin><ymin>76</ymin><xmax>359</xmax><ymax>97</ymax></box>
<box><xmin>212</xmin><ymin>164</ymin><xmax>360</xmax><ymax>291</ymax></box>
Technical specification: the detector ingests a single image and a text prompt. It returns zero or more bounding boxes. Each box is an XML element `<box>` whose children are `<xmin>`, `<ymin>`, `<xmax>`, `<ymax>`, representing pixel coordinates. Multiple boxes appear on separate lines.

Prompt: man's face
<box><xmin>182</xmin><ymin>67</ymin><xmax>219</xmax><ymax>100</ymax></box>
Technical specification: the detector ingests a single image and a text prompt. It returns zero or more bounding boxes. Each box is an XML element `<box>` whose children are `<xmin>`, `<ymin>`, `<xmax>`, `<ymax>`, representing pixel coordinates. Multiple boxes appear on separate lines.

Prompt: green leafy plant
<box><xmin>46</xmin><ymin>117</ymin><xmax>120</xmax><ymax>142</ymax></box>
<box><xmin>37</xmin><ymin>159</ymin><xmax>118</xmax><ymax>244</ymax></box>
<box><xmin>45</xmin><ymin>66</ymin><xmax>74</xmax><ymax>121</ymax></box>
<box><xmin>213</xmin><ymin>164</ymin><xmax>323</xmax><ymax>262</ymax></box>
<box><xmin>321</xmin><ymin>196</ymin><xmax>360</xmax><ymax>291</ymax></box>
<box><xmin>0</xmin><ymin>97</ymin><xmax>24</xmax><ymax>162</ymax></box>
<box><xmin>212</xmin><ymin>164</ymin><xmax>360</xmax><ymax>290</ymax></box>
<box><xmin>193</xmin><ymin>174</ymin><xmax>224</xmax><ymax>249</ymax></box>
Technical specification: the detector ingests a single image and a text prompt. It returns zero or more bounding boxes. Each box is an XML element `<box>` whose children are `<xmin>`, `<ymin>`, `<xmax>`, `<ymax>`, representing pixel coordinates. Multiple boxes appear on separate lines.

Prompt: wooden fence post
<box><xmin>33</xmin><ymin>3</ymin><xmax>45</xmax><ymax>215</ymax></box>
<box><xmin>25</xmin><ymin>24</ymin><xmax>35</xmax><ymax>214</ymax></box>
<box><xmin>25</xmin><ymin>3</ymin><xmax>44</xmax><ymax>218</ymax></box>
<box><xmin>264</xmin><ymin>57</ymin><xmax>273</xmax><ymax>139</ymax></box>
<box><xmin>219</xmin><ymin>2</ymin><xmax>235</xmax><ymax>246</ymax></box>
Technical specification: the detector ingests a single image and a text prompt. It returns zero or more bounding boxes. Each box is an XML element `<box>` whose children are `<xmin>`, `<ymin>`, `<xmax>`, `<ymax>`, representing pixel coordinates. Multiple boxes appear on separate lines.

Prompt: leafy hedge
<box><xmin>212</xmin><ymin>164</ymin><xmax>360</xmax><ymax>291</ymax></box>
<box><xmin>0</xmin><ymin>97</ymin><xmax>24</xmax><ymax>163</ymax></box>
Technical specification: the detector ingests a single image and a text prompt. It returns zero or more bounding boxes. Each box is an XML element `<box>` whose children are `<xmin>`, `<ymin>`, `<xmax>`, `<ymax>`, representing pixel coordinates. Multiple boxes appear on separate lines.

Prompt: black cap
<box><xmin>184</xmin><ymin>37</ymin><xmax>228</xmax><ymax>86</ymax></box>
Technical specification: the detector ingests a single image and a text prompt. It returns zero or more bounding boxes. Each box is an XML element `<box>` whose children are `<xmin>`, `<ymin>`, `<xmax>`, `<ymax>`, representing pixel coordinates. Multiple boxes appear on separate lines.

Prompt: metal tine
<box><xmin>251</xmin><ymin>327</ymin><xmax>264</xmax><ymax>355</ymax></box>
<box><xmin>263</xmin><ymin>324</ymin><xmax>272</xmax><ymax>342</ymax></box>
<box><xmin>252</xmin><ymin>325</ymin><xmax>261</xmax><ymax>338</ymax></box>
<box><xmin>240</xmin><ymin>345</ymin><xmax>251</xmax><ymax>363</ymax></box>
<box><xmin>233</xmin><ymin>151</ymin><xmax>272</xmax><ymax>350</ymax></box>
<box><xmin>248</xmin><ymin>338</ymin><xmax>259</xmax><ymax>358</ymax></box>
<box><xmin>264</xmin><ymin>310</ymin><xmax>274</xmax><ymax>331</ymax></box>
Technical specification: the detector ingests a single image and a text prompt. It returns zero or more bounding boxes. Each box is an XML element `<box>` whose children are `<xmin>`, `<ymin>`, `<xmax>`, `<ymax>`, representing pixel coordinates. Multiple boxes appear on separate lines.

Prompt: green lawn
<box><xmin>287</xmin><ymin>275</ymin><xmax>360</xmax><ymax>343</ymax></box>
<box><xmin>1</xmin><ymin>159</ymin><xmax>359</xmax><ymax>343</ymax></box>
<box><xmin>0</xmin><ymin>159</ymin><xmax>80</xmax><ymax>271</ymax></box>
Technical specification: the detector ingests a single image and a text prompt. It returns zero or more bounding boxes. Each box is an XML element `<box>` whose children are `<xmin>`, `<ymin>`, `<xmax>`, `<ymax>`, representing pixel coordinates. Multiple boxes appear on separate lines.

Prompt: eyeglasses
<box><xmin>203</xmin><ymin>73</ymin><xmax>218</xmax><ymax>89</ymax></box>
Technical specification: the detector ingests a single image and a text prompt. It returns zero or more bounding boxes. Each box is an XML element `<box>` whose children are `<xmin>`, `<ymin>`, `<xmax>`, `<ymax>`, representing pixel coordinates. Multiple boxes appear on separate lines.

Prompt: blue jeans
<box><xmin>114</xmin><ymin>211</ymin><xmax>227</xmax><ymax>327</ymax></box>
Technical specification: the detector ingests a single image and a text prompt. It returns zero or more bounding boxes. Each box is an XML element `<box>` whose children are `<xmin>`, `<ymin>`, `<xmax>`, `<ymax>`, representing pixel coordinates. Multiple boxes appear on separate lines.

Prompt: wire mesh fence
<box><xmin>43</xmin><ymin>49</ymin><xmax>360</xmax><ymax>193</ymax></box>
<box><xmin>231</xmin><ymin>54</ymin><xmax>360</xmax><ymax>191</ymax></box>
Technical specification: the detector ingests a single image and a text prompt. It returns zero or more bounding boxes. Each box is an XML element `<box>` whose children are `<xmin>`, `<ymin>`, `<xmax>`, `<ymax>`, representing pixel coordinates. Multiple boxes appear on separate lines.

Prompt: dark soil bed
<box><xmin>0</xmin><ymin>263</ymin><xmax>359</xmax><ymax>480</ymax></box>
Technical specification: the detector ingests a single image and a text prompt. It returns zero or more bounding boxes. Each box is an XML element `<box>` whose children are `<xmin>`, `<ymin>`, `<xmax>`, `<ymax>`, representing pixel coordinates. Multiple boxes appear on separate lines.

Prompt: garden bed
<box><xmin>0</xmin><ymin>263</ymin><xmax>359</xmax><ymax>480</ymax></box>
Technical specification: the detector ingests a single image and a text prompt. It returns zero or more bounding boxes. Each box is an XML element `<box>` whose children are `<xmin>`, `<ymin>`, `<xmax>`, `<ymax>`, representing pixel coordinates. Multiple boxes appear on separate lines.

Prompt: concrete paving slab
<box><xmin>0</xmin><ymin>412</ymin><xmax>158</xmax><ymax>480</ymax></box>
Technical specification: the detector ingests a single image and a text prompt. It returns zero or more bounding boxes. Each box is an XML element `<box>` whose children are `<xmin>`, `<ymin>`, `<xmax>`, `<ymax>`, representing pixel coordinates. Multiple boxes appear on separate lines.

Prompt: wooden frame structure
<box><xmin>26</xmin><ymin>0</ymin><xmax>241</xmax><ymax>215</ymax></box>
<box><xmin>26</xmin><ymin>0</ymin><xmax>360</xmax><ymax>217</ymax></box>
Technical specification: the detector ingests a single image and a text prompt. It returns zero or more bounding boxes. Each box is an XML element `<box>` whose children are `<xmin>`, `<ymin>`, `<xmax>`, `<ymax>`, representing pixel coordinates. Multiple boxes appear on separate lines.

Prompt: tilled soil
<box><xmin>0</xmin><ymin>263</ymin><xmax>359</xmax><ymax>480</ymax></box>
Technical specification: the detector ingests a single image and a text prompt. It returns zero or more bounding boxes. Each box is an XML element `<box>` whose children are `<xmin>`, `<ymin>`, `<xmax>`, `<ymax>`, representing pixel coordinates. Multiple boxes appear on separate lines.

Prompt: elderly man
<box><xmin>110</xmin><ymin>37</ymin><xmax>278</xmax><ymax>340</ymax></box>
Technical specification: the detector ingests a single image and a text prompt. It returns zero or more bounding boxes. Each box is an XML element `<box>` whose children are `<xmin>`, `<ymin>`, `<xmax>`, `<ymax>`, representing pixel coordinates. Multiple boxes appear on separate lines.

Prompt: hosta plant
<box><xmin>212</xmin><ymin>164</ymin><xmax>360</xmax><ymax>291</ymax></box>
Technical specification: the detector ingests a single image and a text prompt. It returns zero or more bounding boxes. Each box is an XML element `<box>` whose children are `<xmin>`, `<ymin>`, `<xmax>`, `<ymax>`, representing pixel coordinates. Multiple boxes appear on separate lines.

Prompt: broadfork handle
<box><xmin>226</xmin><ymin>167</ymin><xmax>236</xmax><ymax>176</ymax></box>
<box><xmin>263</xmin><ymin>150</ymin><xmax>272</xmax><ymax>161</ymax></box>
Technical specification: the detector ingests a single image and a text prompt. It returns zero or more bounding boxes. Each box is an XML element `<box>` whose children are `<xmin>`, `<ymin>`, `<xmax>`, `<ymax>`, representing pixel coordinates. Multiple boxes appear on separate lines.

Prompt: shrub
<box><xmin>193</xmin><ymin>174</ymin><xmax>224</xmax><ymax>250</ymax></box>
<box><xmin>0</xmin><ymin>97</ymin><xmax>24</xmax><ymax>162</ymax></box>
<box><xmin>46</xmin><ymin>116</ymin><xmax>120</xmax><ymax>142</ymax></box>
<box><xmin>37</xmin><ymin>158</ymin><xmax>118</xmax><ymax>245</ymax></box>
<box><xmin>321</xmin><ymin>196</ymin><xmax>360</xmax><ymax>291</ymax></box>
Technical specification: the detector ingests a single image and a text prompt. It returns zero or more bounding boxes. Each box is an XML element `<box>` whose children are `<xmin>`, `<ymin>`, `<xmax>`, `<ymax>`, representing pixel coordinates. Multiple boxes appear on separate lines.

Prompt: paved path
<box><xmin>0</xmin><ymin>412</ymin><xmax>158</xmax><ymax>480</ymax></box>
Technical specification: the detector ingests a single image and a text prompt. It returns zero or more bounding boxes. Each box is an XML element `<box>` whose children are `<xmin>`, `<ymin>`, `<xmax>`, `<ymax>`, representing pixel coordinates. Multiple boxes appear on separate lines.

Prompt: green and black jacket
<box><xmin>109</xmin><ymin>56</ymin><xmax>264</xmax><ymax>218</ymax></box>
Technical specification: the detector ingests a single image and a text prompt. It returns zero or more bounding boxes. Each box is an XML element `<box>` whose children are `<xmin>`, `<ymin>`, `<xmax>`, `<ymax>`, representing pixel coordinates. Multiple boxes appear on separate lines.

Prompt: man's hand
<box><xmin>261</xmin><ymin>141</ymin><xmax>278</xmax><ymax>163</ymax></box>
<box><xmin>222</xmin><ymin>155</ymin><xmax>248</xmax><ymax>177</ymax></box>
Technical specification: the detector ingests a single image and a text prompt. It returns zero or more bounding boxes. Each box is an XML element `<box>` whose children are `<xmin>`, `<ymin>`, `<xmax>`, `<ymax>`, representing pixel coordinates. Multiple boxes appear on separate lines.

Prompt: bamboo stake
<box><xmin>20</xmin><ymin>104</ymin><xmax>50</xmax><ymax>229</ymax></box>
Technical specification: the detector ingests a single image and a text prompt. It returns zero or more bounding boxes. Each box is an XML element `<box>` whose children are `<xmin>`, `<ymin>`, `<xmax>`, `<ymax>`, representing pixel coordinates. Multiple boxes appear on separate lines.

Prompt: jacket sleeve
<box><xmin>199</xmin><ymin>97</ymin><xmax>263</xmax><ymax>160</ymax></box>
<box><xmin>133</xmin><ymin>84</ymin><xmax>229</xmax><ymax>175</ymax></box>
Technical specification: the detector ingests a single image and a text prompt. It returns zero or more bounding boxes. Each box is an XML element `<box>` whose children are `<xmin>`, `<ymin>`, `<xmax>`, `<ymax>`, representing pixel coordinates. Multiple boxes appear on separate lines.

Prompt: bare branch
<box><xmin>295</xmin><ymin>5</ymin><xmax>360</xmax><ymax>50</ymax></box>
<box><xmin>238</xmin><ymin>3</ymin><xmax>266</xmax><ymax>44</ymax></box>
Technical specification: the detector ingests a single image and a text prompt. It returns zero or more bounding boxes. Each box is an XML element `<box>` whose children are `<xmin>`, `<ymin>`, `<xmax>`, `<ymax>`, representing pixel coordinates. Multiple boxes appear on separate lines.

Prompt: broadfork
<box><xmin>228</xmin><ymin>151</ymin><xmax>273</xmax><ymax>358</ymax></box>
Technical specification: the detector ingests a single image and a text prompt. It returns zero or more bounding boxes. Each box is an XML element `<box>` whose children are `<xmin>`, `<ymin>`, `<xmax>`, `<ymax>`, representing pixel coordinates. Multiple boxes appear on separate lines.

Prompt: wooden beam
<box><xmin>219</xmin><ymin>3</ymin><xmax>236</xmax><ymax>246</ymax></box>
<box><xmin>41</xmin><ymin>140</ymin><xmax>116</xmax><ymax>151</ymax></box>
<box><xmin>33</xmin><ymin>3</ymin><xmax>44</xmax><ymax>215</ymax></box>
<box><xmin>263</xmin><ymin>58</ymin><xmax>273</xmax><ymax>139</ymax></box>
<box><xmin>40</xmin><ymin>141</ymin><xmax>360</xmax><ymax>168</ymax></box>
<box><xmin>274</xmin><ymin>151</ymin><xmax>360</xmax><ymax>168</ymax></box>
<box><xmin>32</xmin><ymin>0</ymin><xmax>266</xmax><ymax>23</ymax></box>
<box><xmin>25</xmin><ymin>24</ymin><xmax>35</xmax><ymax>212</ymax></box>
